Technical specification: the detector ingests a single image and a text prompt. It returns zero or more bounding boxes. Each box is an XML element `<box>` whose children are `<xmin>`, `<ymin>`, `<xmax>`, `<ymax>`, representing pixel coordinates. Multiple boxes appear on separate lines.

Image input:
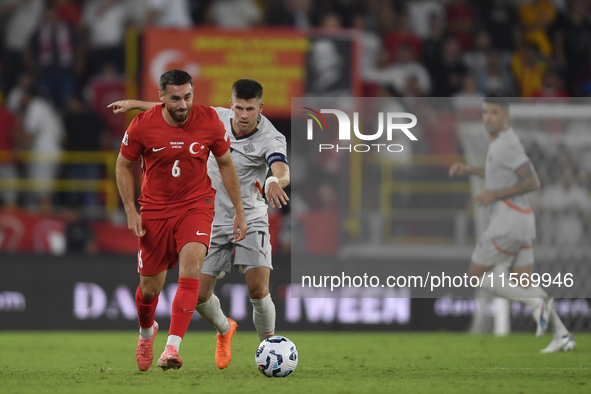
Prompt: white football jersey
<box><xmin>484</xmin><ymin>127</ymin><xmax>536</xmax><ymax>240</ymax></box>
<box><xmin>208</xmin><ymin>107</ymin><xmax>288</xmax><ymax>226</ymax></box>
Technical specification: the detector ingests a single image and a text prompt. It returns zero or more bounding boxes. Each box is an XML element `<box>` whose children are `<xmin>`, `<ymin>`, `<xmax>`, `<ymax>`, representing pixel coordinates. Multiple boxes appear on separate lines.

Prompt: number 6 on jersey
<box><xmin>172</xmin><ymin>160</ymin><xmax>181</xmax><ymax>177</ymax></box>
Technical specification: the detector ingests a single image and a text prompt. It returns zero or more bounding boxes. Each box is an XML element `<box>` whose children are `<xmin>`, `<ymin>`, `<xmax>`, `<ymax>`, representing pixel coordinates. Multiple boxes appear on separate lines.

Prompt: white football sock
<box><xmin>251</xmin><ymin>294</ymin><xmax>276</xmax><ymax>341</ymax></box>
<box><xmin>139</xmin><ymin>325</ymin><xmax>154</xmax><ymax>340</ymax></box>
<box><xmin>480</xmin><ymin>273</ymin><xmax>547</xmax><ymax>309</ymax></box>
<box><xmin>166</xmin><ymin>335</ymin><xmax>182</xmax><ymax>352</ymax></box>
<box><xmin>195</xmin><ymin>294</ymin><xmax>230</xmax><ymax>335</ymax></box>
<box><xmin>550</xmin><ymin>310</ymin><xmax>569</xmax><ymax>338</ymax></box>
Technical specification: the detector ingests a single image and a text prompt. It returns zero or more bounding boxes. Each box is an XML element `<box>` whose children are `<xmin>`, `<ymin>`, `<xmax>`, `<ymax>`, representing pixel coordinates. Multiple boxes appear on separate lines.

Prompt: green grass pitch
<box><xmin>1</xmin><ymin>331</ymin><xmax>589</xmax><ymax>393</ymax></box>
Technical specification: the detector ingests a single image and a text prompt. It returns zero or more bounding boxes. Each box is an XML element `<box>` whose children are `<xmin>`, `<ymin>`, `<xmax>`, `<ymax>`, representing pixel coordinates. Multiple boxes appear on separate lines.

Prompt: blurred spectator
<box><xmin>209</xmin><ymin>0</ymin><xmax>262</xmax><ymax>28</ymax></box>
<box><xmin>383</xmin><ymin>11</ymin><xmax>421</xmax><ymax>64</ymax></box>
<box><xmin>429</xmin><ymin>38</ymin><xmax>467</xmax><ymax>96</ymax></box>
<box><xmin>531</xmin><ymin>70</ymin><xmax>569</xmax><ymax>99</ymax></box>
<box><xmin>463</xmin><ymin>30</ymin><xmax>491</xmax><ymax>76</ymax></box>
<box><xmin>56</xmin><ymin>0</ymin><xmax>82</xmax><ymax>27</ymax></box>
<box><xmin>372</xmin><ymin>0</ymin><xmax>396</xmax><ymax>34</ymax></box>
<box><xmin>0</xmin><ymin>0</ymin><xmax>45</xmax><ymax>94</ymax></box>
<box><xmin>400</xmin><ymin>75</ymin><xmax>426</xmax><ymax>98</ymax></box>
<box><xmin>146</xmin><ymin>0</ymin><xmax>192</xmax><ymax>28</ymax></box>
<box><xmin>63</xmin><ymin>205</ymin><xmax>96</xmax><ymax>253</ymax></box>
<box><xmin>63</xmin><ymin>95</ymin><xmax>108</xmax><ymax>207</ymax></box>
<box><xmin>538</xmin><ymin>167</ymin><xmax>590</xmax><ymax>246</ymax></box>
<box><xmin>406</xmin><ymin>0</ymin><xmax>445</xmax><ymax>39</ymax></box>
<box><xmin>481</xmin><ymin>0</ymin><xmax>520</xmax><ymax>56</ymax></box>
<box><xmin>477</xmin><ymin>50</ymin><xmax>515</xmax><ymax>95</ymax></box>
<box><xmin>420</xmin><ymin>100</ymin><xmax>458</xmax><ymax>155</ymax></box>
<box><xmin>82</xmin><ymin>0</ymin><xmax>131</xmax><ymax>76</ymax></box>
<box><xmin>366</xmin><ymin>46</ymin><xmax>431</xmax><ymax>96</ymax></box>
<box><xmin>263</xmin><ymin>0</ymin><xmax>311</xmax><ymax>28</ymax></box>
<box><xmin>19</xmin><ymin>87</ymin><xmax>64</xmax><ymax>212</ymax></box>
<box><xmin>453</xmin><ymin>73</ymin><xmax>484</xmax><ymax>120</ymax></box>
<box><xmin>530</xmin><ymin>71</ymin><xmax>568</xmax><ymax>133</ymax></box>
<box><xmin>445</xmin><ymin>0</ymin><xmax>475</xmax><ymax>50</ymax></box>
<box><xmin>519</xmin><ymin>0</ymin><xmax>556</xmax><ymax>57</ymax></box>
<box><xmin>0</xmin><ymin>103</ymin><xmax>18</xmax><ymax>209</ymax></box>
<box><xmin>421</xmin><ymin>12</ymin><xmax>448</xmax><ymax>71</ymax></box>
<box><xmin>552</xmin><ymin>0</ymin><xmax>591</xmax><ymax>96</ymax></box>
<box><xmin>24</xmin><ymin>5</ymin><xmax>79</xmax><ymax>108</ymax></box>
<box><xmin>317</xmin><ymin>0</ymin><xmax>360</xmax><ymax>28</ymax></box>
<box><xmin>353</xmin><ymin>14</ymin><xmax>383</xmax><ymax>81</ymax></box>
<box><xmin>511</xmin><ymin>43</ymin><xmax>547</xmax><ymax>97</ymax></box>
<box><xmin>320</xmin><ymin>12</ymin><xmax>343</xmax><ymax>28</ymax></box>
<box><xmin>5</xmin><ymin>73</ymin><xmax>33</xmax><ymax>114</ymax></box>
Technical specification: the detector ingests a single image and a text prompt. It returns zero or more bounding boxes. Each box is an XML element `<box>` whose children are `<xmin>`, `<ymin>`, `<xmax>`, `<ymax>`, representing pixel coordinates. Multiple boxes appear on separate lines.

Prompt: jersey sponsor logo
<box><xmin>152</xmin><ymin>147</ymin><xmax>165</xmax><ymax>152</ymax></box>
<box><xmin>189</xmin><ymin>142</ymin><xmax>206</xmax><ymax>155</ymax></box>
<box><xmin>122</xmin><ymin>133</ymin><xmax>129</xmax><ymax>146</ymax></box>
<box><xmin>243</xmin><ymin>142</ymin><xmax>255</xmax><ymax>153</ymax></box>
<box><xmin>196</xmin><ymin>231</ymin><xmax>209</xmax><ymax>236</ymax></box>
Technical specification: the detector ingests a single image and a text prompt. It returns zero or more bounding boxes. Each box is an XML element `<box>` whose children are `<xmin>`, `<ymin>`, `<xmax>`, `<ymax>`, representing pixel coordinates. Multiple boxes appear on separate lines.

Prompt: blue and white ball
<box><xmin>255</xmin><ymin>336</ymin><xmax>298</xmax><ymax>377</ymax></box>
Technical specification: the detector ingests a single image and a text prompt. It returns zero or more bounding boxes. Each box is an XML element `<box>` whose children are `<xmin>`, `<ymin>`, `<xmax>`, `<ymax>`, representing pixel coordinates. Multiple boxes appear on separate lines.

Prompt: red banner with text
<box><xmin>141</xmin><ymin>28</ymin><xmax>309</xmax><ymax>118</ymax></box>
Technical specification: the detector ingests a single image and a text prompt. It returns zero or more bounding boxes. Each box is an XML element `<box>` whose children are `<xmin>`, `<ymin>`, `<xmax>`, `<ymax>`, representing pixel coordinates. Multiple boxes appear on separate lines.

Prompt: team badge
<box><xmin>189</xmin><ymin>141</ymin><xmax>206</xmax><ymax>155</ymax></box>
<box><xmin>244</xmin><ymin>143</ymin><xmax>255</xmax><ymax>153</ymax></box>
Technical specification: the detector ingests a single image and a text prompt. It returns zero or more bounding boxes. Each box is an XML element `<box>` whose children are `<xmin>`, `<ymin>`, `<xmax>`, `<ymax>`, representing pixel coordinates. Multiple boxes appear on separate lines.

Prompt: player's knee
<box><xmin>249</xmin><ymin>286</ymin><xmax>269</xmax><ymax>300</ymax></box>
<box><xmin>197</xmin><ymin>289</ymin><xmax>212</xmax><ymax>304</ymax></box>
<box><xmin>141</xmin><ymin>286</ymin><xmax>160</xmax><ymax>299</ymax></box>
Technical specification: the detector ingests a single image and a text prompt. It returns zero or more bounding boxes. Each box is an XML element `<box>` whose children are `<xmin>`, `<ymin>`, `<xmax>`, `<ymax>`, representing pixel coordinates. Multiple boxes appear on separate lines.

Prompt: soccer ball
<box><xmin>255</xmin><ymin>336</ymin><xmax>298</xmax><ymax>377</ymax></box>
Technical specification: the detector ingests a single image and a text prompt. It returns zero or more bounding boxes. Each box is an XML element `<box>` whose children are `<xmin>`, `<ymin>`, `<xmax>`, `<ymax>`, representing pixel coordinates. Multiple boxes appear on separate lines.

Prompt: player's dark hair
<box><xmin>484</xmin><ymin>94</ymin><xmax>510</xmax><ymax>109</ymax></box>
<box><xmin>159</xmin><ymin>69</ymin><xmax>193</xmax><ymax>92</ymax></box>
<box><xmin>232</xmin><ymin>79</ymin><xmax>263</xmax><ymax>101</ymax></box>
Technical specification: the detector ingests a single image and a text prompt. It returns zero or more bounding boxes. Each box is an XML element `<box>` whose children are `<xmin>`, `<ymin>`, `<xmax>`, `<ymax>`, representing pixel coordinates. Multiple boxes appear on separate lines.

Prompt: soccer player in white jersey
<box><xmin>109</xmin><ymin>79</ymin><xmax>290</xmax><ymax>368</ymax></box>
<box><xmin>449</xmin><ymin>95</ymin><xmax>575</xmax><ymax>353</ymax></box>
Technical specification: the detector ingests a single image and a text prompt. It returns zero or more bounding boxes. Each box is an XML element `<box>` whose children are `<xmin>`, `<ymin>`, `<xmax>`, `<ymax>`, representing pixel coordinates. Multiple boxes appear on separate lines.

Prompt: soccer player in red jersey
<box><xmin>116</xmin><ymin>69</ymin><xmax>247</xmax><ymax>371</ymax></box>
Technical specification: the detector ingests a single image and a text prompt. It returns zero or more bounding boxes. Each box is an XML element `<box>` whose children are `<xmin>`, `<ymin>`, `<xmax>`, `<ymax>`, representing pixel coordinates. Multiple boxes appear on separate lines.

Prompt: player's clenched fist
<box><xmin>449</xmin><ymin>162</ymin><xmax>469</xmax><ymax>177</ymax></box>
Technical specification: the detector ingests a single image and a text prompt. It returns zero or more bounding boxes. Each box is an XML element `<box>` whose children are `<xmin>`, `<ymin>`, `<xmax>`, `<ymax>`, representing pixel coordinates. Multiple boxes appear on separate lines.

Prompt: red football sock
<box><xmin>135</xmin><ymin>285</ymin><xmax>159</xmax><ymax>329</ymax></box>
<box><xmin>169</xmin><ymin>278</ymin><xmax>200</xmax><ymax>338</ymax></box>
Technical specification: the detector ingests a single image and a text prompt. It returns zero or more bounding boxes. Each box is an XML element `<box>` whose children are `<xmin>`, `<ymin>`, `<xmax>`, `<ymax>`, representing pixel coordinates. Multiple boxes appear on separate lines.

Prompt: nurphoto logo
<box><xmin>302</xmin><ymin>107</ymin><xmax>418</xmax><ymax>153</ymax></box>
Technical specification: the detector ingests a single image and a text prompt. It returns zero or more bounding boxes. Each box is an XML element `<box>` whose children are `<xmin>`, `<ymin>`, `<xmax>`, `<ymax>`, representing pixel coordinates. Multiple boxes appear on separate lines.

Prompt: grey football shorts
<box><xmin>201</xmin><ymin>222</ymin><xmax>272</xmax><ymax>279</ymax></box>
<box><xmin>471</xmin><ymin>234</ymin><xmax>534</xmax><ymax>268</ymax></box>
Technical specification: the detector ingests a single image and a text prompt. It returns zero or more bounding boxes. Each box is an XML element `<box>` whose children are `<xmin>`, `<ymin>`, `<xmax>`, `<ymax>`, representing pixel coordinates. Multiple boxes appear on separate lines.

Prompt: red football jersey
<box><xmin>120</xmin><ymin>104</ymin><xmax>230</xmax><ymax>219</ymax></box>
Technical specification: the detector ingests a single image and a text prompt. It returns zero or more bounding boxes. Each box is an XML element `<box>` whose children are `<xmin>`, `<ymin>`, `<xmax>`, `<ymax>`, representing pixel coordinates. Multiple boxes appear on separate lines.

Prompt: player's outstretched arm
<box><xmin>449</xmin><ymin>162</ymin><xmax>484</xmax><ymax>178</ymax></box>
<box><xmin>108</xmin><ymin>100</ymin><xmax>159</xmax><ymax>114</ymax></box>
<box><xmin>215</xmin><ymin>150</ymin><xmax>247</xmax><ymax>242</ymax></box>
<box><xmin>116</xmin><ymin>153</ymin><xmax>145</xmax><ymax>237</ymax></box>
<box><xmin>265</xmin><ymin>162</ymin><xmax>290</xmax><ymax>208</ymax></box>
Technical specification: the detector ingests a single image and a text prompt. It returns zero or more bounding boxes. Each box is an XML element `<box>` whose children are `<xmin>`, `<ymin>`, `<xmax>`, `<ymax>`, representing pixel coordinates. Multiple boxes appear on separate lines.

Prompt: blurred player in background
<box><xmin>449</xmin><ymin>94</ymin><xmax>575</xmax><ymax>353</ymax></box>
<box><xmin>116</xmin><ymin>69</ymin><xmax>247</xmax><ymax>372</ymax></box>
<box><xmin>110</xmin><ymin>79</ymin><xmax>290</xmax><ymax>369</ymax></box>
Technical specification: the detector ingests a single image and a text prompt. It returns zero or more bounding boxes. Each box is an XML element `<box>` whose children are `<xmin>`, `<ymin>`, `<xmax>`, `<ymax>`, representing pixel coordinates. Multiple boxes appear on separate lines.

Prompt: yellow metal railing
<box><xmin>0</xmin><ymin>150</ymin><xmax>119</xmax><ymax>216</ymax></box>
<box><xmin>348</xmin><ymin>153</ymin><xmax>472</xmax><ymax>241</ymax></box>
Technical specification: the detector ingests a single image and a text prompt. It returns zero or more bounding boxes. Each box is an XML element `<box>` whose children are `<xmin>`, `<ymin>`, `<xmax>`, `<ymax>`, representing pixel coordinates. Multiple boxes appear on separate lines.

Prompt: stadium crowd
<box><xmin>0</xmin><ymin>0</ymin><xmax>590</xmax><ymax>252</ymax></box>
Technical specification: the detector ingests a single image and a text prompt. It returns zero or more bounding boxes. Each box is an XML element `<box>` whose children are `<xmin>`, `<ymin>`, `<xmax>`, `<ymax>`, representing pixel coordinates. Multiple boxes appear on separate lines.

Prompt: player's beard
<box><xmin>168</xmin><ymin>106</ymin><xmax>191</xmax><ymax>123</ymax></box>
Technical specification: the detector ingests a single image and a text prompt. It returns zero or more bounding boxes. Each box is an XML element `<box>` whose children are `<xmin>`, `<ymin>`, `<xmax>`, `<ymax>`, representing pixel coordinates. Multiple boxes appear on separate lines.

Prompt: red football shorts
<box><xmin>137</xmin><ymin>208</ymin><xmax>214</xmax><ymax>276</ymax></box>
